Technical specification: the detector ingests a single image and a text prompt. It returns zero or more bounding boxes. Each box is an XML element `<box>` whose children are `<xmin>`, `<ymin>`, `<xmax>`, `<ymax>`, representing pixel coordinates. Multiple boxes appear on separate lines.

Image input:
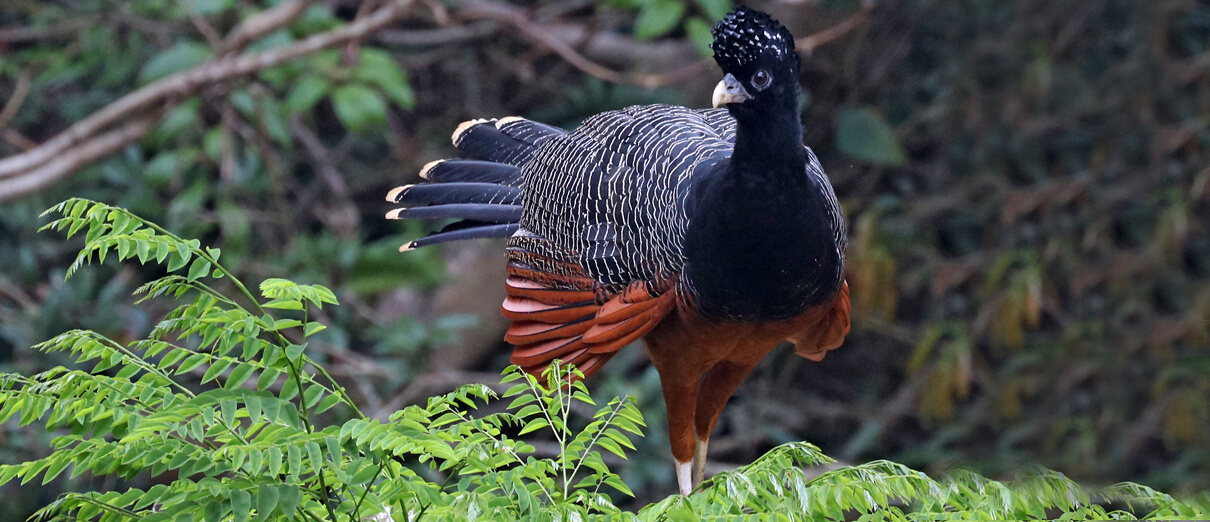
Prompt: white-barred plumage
<box><xmin>386</xmin><ymin>5</ymin><xmax>851</xmax><ymax>496</ymax></box>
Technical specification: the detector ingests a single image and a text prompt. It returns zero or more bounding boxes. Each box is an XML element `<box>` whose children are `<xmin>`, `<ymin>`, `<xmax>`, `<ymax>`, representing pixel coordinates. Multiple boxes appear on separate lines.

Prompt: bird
<box><xmin>386</xmin><ymin>6</ymin><xmax>850</xmax><ymax>495</ymax></box>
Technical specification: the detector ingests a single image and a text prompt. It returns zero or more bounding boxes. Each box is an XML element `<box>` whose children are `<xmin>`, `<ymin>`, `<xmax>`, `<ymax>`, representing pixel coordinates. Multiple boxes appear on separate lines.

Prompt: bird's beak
<box><xmin>712</xmin><ymin>73</ymin><xmax>750</xmax><ymax>108</ymax></box>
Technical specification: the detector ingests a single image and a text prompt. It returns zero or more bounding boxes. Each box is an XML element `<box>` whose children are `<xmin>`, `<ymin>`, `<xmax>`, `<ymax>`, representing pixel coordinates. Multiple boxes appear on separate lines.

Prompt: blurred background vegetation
<box><xmin>1</xmin><ymin>0</ymin><xmax>1208</xmax><ymax>516</ymax></box>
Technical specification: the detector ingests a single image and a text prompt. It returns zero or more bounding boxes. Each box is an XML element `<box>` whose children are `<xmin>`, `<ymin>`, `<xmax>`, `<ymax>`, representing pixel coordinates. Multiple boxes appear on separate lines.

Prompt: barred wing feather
<box><xmin>502</xmin><ymin>105</ymin><xmax>735</xmax><ymax>377</ymax></box>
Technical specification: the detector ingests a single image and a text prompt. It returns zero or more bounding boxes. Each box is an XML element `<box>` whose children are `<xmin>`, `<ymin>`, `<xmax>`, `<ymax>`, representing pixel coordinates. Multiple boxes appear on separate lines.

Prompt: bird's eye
<box><xmin>751</xmin><ymin>70</ymin><xmax>772</xmax><ymax>90</ymax></box>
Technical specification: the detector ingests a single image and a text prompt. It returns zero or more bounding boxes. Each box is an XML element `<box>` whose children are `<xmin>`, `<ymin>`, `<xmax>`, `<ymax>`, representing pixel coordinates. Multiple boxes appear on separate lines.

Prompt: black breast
<box><xmin>681</xmin><ymin>161</ymin><xmax>844</xmax><ymax>321</ymax></box>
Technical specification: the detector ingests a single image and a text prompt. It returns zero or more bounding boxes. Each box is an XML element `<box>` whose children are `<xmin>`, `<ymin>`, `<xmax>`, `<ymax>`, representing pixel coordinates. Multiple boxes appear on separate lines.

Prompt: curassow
<box><xmin>386</xmin><ymin>6</ymin><xmax>850</xmax><ymax>495</ymax></box>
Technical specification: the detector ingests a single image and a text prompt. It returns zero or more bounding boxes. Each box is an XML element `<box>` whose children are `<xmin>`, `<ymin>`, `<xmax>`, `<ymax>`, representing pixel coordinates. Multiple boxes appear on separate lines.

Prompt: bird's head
<box><xmin>710</xmin><ymin>6</ymin><xmax>800</xmax><ymax>119</ymax></box>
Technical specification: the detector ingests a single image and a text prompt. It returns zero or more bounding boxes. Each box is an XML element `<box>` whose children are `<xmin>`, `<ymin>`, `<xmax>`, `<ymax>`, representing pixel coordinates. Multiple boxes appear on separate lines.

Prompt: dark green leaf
<box><xmin>183</xmin><ymin>0</ymin><xmax>234</xmax><ymax>15</ymax></box>
<box><xmin>684</xmin><ymin>17</ymin><xmax>714</xmax><ymax>57</ymax></box>
<box><xmin>285</xmin><ymin>75</ymin><xmax>329</xmax><ymax>115</ymax></box>
<box><xmin>277</xmin><ymin>485</ymin><xmax>300</xmax><ymax>516</ymax></box>
<box><xmin>255</xmin><ymin>483</ymin><xmax>279</xmax><ymax>521</ymax></box>
<box><xmin>167</xmin><ymin>251</ymin><xmax>191</xmax><ymax>272</ymax></box>
<box><xmin>304</xmin><ymin>322</ymin><xmax>326</xmax><ymax>337</ymax></box>
<box><xmin>273</xmin><ymin>319</ymin><xmax>303</xmax><ymax>331</ymax></box>
<box><xmin>349</xmin><ymin>461</ymin><xmax>380</xmax><ymax>485</ymax></box>
<box><xmin>139</xmin><ymin>42</ymin><xmax>212</xmax><ymax>84</ymax></box>
<box><xmin>287</xmin><ymin>445</ymin><xmax>302</xmax><ymax>477</ymax></box>
<box><xmin>231</xmin><ymin>489</ymin><xmax>251</xmax><ymax>522</ymax></box>
<box><xmin>355</xmin><ymin>49</ymin><xmax>416</xmax><ymax>109</ymax></box>
<box><xmin>634</xmin><ymin>0</ymin><xmax>685</xmax><ymax>40</ymax></box>
<box><xmin>157</xmin><ymin>100</ymin><xmax>202</xmax><ymax>139</ymax></box>
<box><xmin>186</xmin><ymin>258</ymin><xmax>211</xmax><ymax>282</ymax></box>
<box><xmin>225</xmin><ymin>363</ymin><xmax>255</xmax><ymax>389</ymax></box>
<box><xmin>263</xmin><ymin>299</ymin><xmax>303</xmax><ymax>310</ymax></box>
<box><xmin>836</xmin><ymin>107</ymin><xmax>907</xmax><ymax>166</ymax></box>
<box><xmin>693</xmin><ymin>0</ymin><xmax>731</xmax><ymax>21</ymax></box>
<box><xmin>257</xmin><ymin>369</ymin><xmax>280</xmax><ymax>391</ymax></box>
<box><xmin>331</xmin><ymin>84</ymin><xmax>387</xmax><ymax>132</ymax></box>
<box><xmin>176</xmin><ymin>353</ymin><xmax>208</xmax><ymax>374</ymax></box>
<box><xmin>284</xmin><ymin>343</ymin><xmax>305</xmax><ymax>362</ymax></box>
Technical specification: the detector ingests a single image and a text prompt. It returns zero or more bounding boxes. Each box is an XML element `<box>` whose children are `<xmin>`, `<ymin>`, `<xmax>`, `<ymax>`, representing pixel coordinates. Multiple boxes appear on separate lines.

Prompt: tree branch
<box><xmin>374</xmin><ymin>20</ymin><xmax>499</xmax><ymax>46</ymax></box>
<box><xmin>0</xmin><ymin>115</ymin><xmax>159</xmax><ymax>197</ymax></box>
<box><xmin>220</xmin><ymin>0</ymin><xmax>316</xmax><ymax>55</ymax></box>
<box><xmin>798</xmin><ymin>1</ymin><xmax>874</xmax><ymax>55</ymax></box>
<box><xmin>453</xmin><ymin>0</ymin><xmax>873</xmax><ymax>89</ymax></box>
<box><xmin>457</xmin><ymin>0</ymin><xmax>710</xmax><ymax>89</ymax></box>
<box><xmin>0</xmin><ymin>0</ymin><xmax>413</xmax><ymax>201</ymax></box>
<box><xmin>0</xmin><ymin>20</ymin><xmax>92</xmax><ymax>44</ymax></box>
<box><xmin>0</xmin><ymin>70</ymin><xmax>32</xmax><ymax>131</ymax></box>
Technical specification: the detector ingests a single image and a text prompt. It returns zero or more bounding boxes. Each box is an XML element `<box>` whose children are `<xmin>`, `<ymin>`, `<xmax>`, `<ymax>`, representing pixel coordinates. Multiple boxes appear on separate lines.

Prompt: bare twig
<box><xmin>112</xmin><ymin>14</ymin><xmax>178</xmax><ymax>44</ymax></box>
<box><xmin>454</xmin><ymin>0</ymin><xmax>871</xmax><ymax>89</ymax></box>
<box><xmin>219</xmin><ymin>102</ymin><xmax>238</xmax><ymax>184</ymax></box>
<box><xmin>0</xmin><ymin>17</ymin><xmax>194</xmax><ymax>45</ymax></box>
<box><xmin>421</xmin><ymin>0</ymin><xmax>452</xmax><ymax>26</ymax></box>
<box><xmin>289</xmin><ymin>117</ymin><xmax>351</xmax><ymax>200</ymax></box>
<box><xmin>0</xmin><ymin>0</ymin><xmax>414</xmax><ymax>201</ymax></box>
<box><xmin>375</xmin><ymin>21</ymin><xmax>499</xmax><ymax>46</ymax></box>
<box><xmin>0</xmin><ymin>70</ymin><xmax>32</xmax><ymax>130</ymax></box>
<box><xmin>345</xmin><ymin>0</ymin><xmax>381</xmax><ymax>60</ymax></box>
<box><xmin>798</xmin><ymin>2</ymin><xmax>874</xmax><ymax>55</ymax></box>
<box><xmin>2</xmin><ymin>130</ymin><xmax>36</xmax><ymax>152</ymax></box>
<box><xmin>458</xmin><ymin>0</ymin><xmax>710</xmax><ymax>89</ymax></box>
<box><xmin>542</xmin><ymin>23</ymin><xmax>698</xmax><ymax>71</ymax></box>
<box><xmin>289</xmin><ymin>116</ymin><xmax>360</xmax><ymax>235</ymax></box>
<box><xmin>0</xmin><ymin>20</ymin><xmax>92</xmax><ymax>44</ymax></box>
<box><xmin>0</xmin><ymin>275</ymin><xmax>37</xmax><ymax>310</ymax></box>
<box><xmin>220</xmin><ymin>0</ymin><xmax>315</xmax><ymax>55</ymax></box>
<box><xmin>0</xmin><ymin>115</ymin><xmax>159</xmax><ymax>197</ymax></box>
<box><xmin>176</xmin><ymin>0</ymin><xmax>223</xmax><ymax>49</ymax></box>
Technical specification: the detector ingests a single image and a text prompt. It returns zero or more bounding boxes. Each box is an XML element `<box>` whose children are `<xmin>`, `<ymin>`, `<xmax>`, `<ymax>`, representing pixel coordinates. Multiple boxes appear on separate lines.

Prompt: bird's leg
<box><xmin>692</xmin><ymin>437</ymin><xmax>709</xmax><ymax>486</ymax></box>
<box><xmin>692</xmin><ymin>360</ymin><xmax>759</xmax><ymax>489</ymax></box>
<box><xmin>658</xmin><ymin>374</ymin><xmax>699</xmax><ymax>495</ymax></box>
<box><xmin>676</xmin><ymin>460</ymin><xmax>693</xmax><ymax>497</ymax></box>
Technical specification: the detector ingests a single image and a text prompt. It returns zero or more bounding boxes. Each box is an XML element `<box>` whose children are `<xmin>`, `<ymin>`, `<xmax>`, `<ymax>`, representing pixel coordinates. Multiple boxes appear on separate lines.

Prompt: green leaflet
<box><xmin>2</xmin><ymin>199</ymin><xmax>1203</xmax><ymax>520</ymax></box>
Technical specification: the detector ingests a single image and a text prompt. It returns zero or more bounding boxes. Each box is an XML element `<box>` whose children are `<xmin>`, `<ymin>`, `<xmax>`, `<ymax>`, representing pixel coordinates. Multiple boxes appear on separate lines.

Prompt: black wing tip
<box><xmin>451</xmin><ymin>119</ymin><xmax>496</xmax><ymax>147</ymax></box>
<box><xmin>385</xmin><ymin>184</ymin><xmax>412</xmax><ymax>203</ymax></box>
<box><xmin>402</xmin><ymin>223</ymin><xmax>521</xmax><ymax>251</ymax></box>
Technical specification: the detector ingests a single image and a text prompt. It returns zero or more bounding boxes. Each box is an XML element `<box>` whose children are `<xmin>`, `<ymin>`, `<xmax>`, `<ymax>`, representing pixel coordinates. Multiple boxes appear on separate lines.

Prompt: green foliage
<box><xmin>331</xmin><ymin>85</ymin><xmax>389</xmax><ymax>133</ymax></box>
<box><xmin>0</xmin><ymin>199</ymin><xmax>1205</xmax><ymax>520</ymax></box>
<box><xmin>632</xmin><ymin>0</ymin><xmax>686</xmax><ymax>41</ymax></box>
<box><xmin>0</xmin><ymin>199</ymin><xmax>645</xmax><ymax>520</ymax></box>
<box><xmin>835</xmin><ymin>107</ymin><xmax>907</xmax><ymax>167</ymax></box>
<box><xmin>0</xmin><ymin>7</ymin><xmax>441</xmax><ymax>496</ymax></box>
<box><xmin>817</xmin><ymin>0</ymin><xmax>1210</xmax><ymax>494</ymax></box>
<box><xmin>139</xmin><ymin>42</ymin><xmax>213</xmax><ymax>84</ymax></box>
<box><xmin>606</xmin><ymin>0</ymin><xmax>731</xmax><ymax>53</ymax></box>
<box><xmin>4</xmin><ymin>0</ymin><xmax>1210</xmax><ymax>515</ymax></box>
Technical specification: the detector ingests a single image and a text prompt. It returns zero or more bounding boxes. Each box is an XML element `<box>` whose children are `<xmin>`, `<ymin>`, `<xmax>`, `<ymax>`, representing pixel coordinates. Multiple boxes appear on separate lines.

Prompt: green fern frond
<box><xmin>3</xmin><ymin>199</ymin><xmax>1204</xmax><ymax>521</ymax></box>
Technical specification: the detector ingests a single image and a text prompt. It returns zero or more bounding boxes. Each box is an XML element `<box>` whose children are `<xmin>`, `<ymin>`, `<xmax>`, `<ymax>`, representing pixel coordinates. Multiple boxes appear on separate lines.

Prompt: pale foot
<box><xmin>676</xmin><ymin>460</ymin><xmax>693</xmax><ymax>495</ymax></box>
<box><xmin>691</xmin><ymin>437</ymin><xmax>709</xmax><ymax>487</ymax></box>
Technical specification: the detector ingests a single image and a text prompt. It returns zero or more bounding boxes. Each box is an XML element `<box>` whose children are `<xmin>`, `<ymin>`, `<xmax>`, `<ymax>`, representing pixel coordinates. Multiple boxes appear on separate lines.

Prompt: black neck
<box><xmin>731</xmin><ymin>106</ymin><xmax>805</xmax><ymax>172</ymax></box>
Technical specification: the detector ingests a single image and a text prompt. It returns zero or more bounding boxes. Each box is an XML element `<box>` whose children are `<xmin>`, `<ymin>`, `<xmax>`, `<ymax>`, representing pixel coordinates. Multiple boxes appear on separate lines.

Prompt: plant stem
<box><xmin>351</xmin><ymin>460</ymin><xmax>387</xmax><ymax>517</ymax></box>
<box><xmin>567</xmin><ymin>397</ymin><xmax>627</xmax><ymax>489</ymax></box>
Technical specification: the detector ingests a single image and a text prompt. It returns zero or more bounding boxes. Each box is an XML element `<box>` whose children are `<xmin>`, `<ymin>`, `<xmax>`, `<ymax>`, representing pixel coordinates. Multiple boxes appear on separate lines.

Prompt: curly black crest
<box><xmin>710</xmin><ymin>6</ymin><xmax>798</xmax><ymax>72</ymax></box>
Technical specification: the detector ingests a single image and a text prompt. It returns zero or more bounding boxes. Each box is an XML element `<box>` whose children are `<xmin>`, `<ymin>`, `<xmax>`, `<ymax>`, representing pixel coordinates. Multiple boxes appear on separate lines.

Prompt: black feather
<box><xmin>409</xmin><ymin>223</ymin><xmax>520</xmax><ymax>249</ymax></box>
<box><xmin>393</xmin><ymin>204</ymin><xmax>522</xmax><ymax>223</ymax></box>
<box><xmin>392</xmin><ymin>182</ymin><xmax>521</xmax><ymax>207</ymax></box>
<box><xmin>438</xmin><ymin>219</ymin><xmax>499</xmax><ymax>233</ymax></box>
<box><xmin>454</xmin><ymin>122</ymin><xmax>538</xmax><ymax>166</ymax></box>
<box><xmin>495</xmin><ymin>118</ymin><xmax>567</xmax><ymax>145</ymax></box>
<box><xmin>423</xmin><ymin>160</ymin><xmax>524</xmax><ymax>187</ymax></box>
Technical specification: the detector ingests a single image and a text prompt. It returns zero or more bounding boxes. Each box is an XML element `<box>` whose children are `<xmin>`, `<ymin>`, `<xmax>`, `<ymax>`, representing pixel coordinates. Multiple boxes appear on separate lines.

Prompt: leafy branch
<box><xmin>0</xmin><ymin>198</ymin><xmax>1204</xmax><ymax>520</ymax></box>
<box><xmin>0</xmin><ymin>0</ymin><xmax>416</xmax><ymax>200</ymax></box>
